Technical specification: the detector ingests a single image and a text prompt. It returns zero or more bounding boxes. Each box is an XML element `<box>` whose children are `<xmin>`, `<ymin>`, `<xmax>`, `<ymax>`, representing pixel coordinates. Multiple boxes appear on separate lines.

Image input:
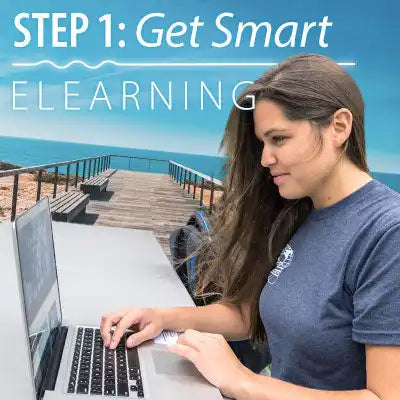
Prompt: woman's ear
<box><xmin>331</xmin><ymin>108</ymin><xmax>353</xmax><ymax>148</ymax></box>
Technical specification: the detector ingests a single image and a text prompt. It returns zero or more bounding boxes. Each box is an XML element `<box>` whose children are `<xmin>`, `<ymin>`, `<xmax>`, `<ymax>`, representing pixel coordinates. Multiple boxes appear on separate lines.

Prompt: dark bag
<box><xmin>169</xmin><ymin>208</ymin><xmax>271</xmax><ymax>373</ymax></box>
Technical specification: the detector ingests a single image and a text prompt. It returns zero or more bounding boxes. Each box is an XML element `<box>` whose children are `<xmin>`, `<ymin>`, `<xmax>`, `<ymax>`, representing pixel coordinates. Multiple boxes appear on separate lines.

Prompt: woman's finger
<box><xmin>126</xmin><ymin>324</ymin><xmax>156</xmax><ymax>347</ymax></box>
<box><xmin>177</xmin><ymin>329</ymin><xmax>207</xmax><ymax>352</ymax></box>
<box><xmin>110</xmin><ymin>311</ymin><xmax>141</xmax><ymax>349</ymax></box>
<box><xmin>100</xmin><ymin>311</ymin><xmax>125</xmax><ymax>346</ymax></box>
<box><xmin>168</xmin><ymin>343</ymin><xmax>199</xmax><ymax>364</ymax></box>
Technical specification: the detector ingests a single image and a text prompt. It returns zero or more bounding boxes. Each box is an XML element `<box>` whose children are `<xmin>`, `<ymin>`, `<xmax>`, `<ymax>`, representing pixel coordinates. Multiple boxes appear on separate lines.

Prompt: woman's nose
<box><xmin>261</xmin><ymin>146</ymin><xmax>277</xmax><ymax>168</ymax></box>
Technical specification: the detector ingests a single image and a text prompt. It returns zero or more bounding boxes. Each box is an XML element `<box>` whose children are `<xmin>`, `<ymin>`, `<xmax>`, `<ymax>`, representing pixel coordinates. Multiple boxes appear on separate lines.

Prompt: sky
<box><xmin>0</xmin><ymin>0</ymin><xmax>399</xmax><ymax>172</ymax></box>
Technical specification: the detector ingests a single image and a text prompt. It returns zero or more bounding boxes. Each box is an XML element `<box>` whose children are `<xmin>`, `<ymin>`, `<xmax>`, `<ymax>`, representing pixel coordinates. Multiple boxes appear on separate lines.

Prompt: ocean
<box><xmin>0</xmin><ymin>136</ymin><xmax>226</xmax><ymax>180</ymax></box>
<box><xmin>0</xmin><ymin>136</ymin><xmax>399</xmax><ymax>192</ymax></box>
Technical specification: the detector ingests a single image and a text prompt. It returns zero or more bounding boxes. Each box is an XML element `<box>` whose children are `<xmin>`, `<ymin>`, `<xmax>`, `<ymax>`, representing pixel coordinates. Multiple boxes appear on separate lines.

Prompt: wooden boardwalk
<box><xmin>74</xmin><ymin>170</ymin><xmax>202</xmax><ymax>258</ymax></box>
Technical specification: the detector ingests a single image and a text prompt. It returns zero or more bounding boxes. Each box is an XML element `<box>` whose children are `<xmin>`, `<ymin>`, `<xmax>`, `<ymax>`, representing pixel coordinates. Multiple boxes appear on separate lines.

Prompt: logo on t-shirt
<box><xmin>268</xmin><ymin>244</ymin><xmax>294</xmax><ymax>285</ymax></box>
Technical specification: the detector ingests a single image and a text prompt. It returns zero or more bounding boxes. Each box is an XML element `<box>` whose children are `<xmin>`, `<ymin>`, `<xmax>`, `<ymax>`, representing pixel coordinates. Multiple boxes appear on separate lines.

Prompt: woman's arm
<box><xmin>160</xmin><ymin>301</ymin><xmax>251</xmax><ymax>340</ymax></box>
<box><xmin>235</xmin><ymin>344</ymin><xmax>399</xmax><ymax>399</ymax></box>
<box><xmin>234</xmin><ymin>372</ymin><xmax>379</xmax><ymax>400</ymax></box>
<box><xmin>170</xmin><ymin>331</ymin><xmax>400</xmax><ymax>400</ymax></box>
<box><xmin>100</xmin><ymin>301</ymin><xmax>251</xmax><ymax>348</ymax></box>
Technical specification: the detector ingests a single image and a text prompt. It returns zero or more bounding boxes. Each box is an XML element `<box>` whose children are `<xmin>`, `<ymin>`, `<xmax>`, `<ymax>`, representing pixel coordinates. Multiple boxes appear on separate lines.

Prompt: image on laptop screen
<box><xmin>14</xmin><ymin>198</ymin><xmax>62</xmax><ymax>396</ymax></box>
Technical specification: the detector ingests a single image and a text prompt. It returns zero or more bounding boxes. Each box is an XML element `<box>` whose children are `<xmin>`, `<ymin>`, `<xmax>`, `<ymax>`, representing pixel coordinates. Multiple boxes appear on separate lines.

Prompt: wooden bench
<box><xmin>100</xmin><ymin>169</ymin><xmax>117</xmax><ymax>178</ymax></box>
<box><xmin>80</xmin><ymin>176</ymin><xmax>109</xmax><ymax>196</ymax></box>
<box><xmin>50</xmin><ymin>191</ymin><xmax>90</xmax><ymax>222</ymax></box>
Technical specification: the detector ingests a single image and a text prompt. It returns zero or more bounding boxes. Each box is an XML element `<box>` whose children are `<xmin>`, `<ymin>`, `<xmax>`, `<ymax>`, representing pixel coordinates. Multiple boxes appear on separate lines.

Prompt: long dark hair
<box><xmin>195</xmin><ymin>54</ymin><xmax>370</xmax><ymax>343</ymax></box>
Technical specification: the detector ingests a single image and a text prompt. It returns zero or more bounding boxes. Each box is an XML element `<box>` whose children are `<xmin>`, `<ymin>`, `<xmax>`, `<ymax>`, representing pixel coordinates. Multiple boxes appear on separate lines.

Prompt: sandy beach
<box><xmin>0</xmin><ymin>172</ymin><xmax>77</xmax><ymax>222</ymax></box>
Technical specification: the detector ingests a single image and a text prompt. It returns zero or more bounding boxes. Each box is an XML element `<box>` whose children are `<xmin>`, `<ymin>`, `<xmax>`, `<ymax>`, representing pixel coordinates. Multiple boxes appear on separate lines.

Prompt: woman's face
<box><xmin>253</xmin><ymin>99</ymin><xmax>339</xmax><ymax>200</ymax></box>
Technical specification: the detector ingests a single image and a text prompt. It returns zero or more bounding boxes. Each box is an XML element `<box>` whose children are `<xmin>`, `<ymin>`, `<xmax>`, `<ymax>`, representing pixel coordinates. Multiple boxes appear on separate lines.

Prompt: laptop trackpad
<box><xmin>152</xmin><ymin>350</ymin><xmax>201</xmax><ymax>377</ymax></box>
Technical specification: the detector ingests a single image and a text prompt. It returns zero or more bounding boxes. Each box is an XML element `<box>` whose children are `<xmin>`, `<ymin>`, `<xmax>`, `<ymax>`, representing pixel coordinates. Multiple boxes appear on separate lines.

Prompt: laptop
<box><xmin>12</xmin><ymin>198</ymin><xmax>223</xmax><ymax>400</ymax></box>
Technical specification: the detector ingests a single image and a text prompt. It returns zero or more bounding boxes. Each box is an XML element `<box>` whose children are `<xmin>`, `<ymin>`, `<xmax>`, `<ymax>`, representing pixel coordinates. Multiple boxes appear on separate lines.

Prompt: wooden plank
<box><xmin>50</xmin><ymin>191</ymin><xmax>90</xmax><ymax>222</ymax></box>
<box><xmin>49</xmin><ymin>191</ymin><xmax>75</xmax><ymax>207</ymax></box>
<box><xmin>81</xmin><ymin>176</ymin><xmax>108</xmax><ymax>190</ymax></box>
<box><xmin>57</xmin><ymin>193</ymin><xmax>87</xmax><ymax>214</ymax></box>
<box><xmin>51</xmin><ymin>192</ymin><xmax>82</xmax><ymax>211</ymax></box>
<box><xmin>62</xmin><ymin>195</ymin><xmax>90</xmax><ymax>221</ymax></box>
<box><xmin>51</xmin><ymin>193</ymin><xmax>81</xmax><ymax>212</ymax></box>
<box><xmin>78</xmin><ymin>170</ymin><xmax>205</xmax><ymax>259</ymax></box>
<box><xmin>82</xmin><ymin>176</ymin><xmax>108</xmax><ymax>185</ymax></box>
<box><xmin>100</xmin><ymin>169</ymin><xmax>117</xmax><ymax>178</ymax></box>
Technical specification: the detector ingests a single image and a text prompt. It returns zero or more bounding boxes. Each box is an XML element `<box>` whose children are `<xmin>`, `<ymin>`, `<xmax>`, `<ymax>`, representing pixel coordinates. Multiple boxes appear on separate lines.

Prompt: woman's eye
<box><xmin>272</xmin><ymin>136</ymin><xmax>286</xmax><ymax>144</ymax></box>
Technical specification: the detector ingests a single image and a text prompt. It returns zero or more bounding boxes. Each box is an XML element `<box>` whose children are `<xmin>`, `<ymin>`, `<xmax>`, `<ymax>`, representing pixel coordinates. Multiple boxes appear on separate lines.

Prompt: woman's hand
<box><xmin>168</xmin><ymin>329</ymin><xmax>254</xmax><ymax>398</ymax></box>
<box><xmin>100</xmin><ymin>307</ymin><xmax>164</xmax><ymax>349</ymax></box>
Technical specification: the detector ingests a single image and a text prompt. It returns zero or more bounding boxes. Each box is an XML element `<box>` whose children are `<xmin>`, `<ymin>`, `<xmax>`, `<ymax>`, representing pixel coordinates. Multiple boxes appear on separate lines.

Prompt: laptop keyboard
<box><xmin>67</xmin><ymin>327</ymin><xmax>144</xmax><ymax>397</ymax></box>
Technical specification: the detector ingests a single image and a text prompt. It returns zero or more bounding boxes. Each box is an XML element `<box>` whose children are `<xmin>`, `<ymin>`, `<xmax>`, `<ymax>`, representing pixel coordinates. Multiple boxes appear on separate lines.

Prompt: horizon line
<box><xmin>12</xmin><ymin>60</ymin><xmax>357</xmax><ymax>70</ymax></box>
<box><xmin>0</xmin><ymin>133</ymin><xmax>224</xmax><ymax>158</ymax></box>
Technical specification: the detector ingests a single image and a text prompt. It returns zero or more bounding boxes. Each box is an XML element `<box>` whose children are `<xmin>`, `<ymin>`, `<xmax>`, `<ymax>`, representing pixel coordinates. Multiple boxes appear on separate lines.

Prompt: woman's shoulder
<box><xmin>361</xmin><ymin>179</ymin><xmax>400</xmax><ymax>228</ymax></box>
<box><xmin>345</xmin><ymin>180</ymin><xmax>400</xmax><ymax>259</ymax></box>
<box><xmin>345</xmin><ymin>182</ymin><xmax>400</xmax><ymax>292</ymax></box>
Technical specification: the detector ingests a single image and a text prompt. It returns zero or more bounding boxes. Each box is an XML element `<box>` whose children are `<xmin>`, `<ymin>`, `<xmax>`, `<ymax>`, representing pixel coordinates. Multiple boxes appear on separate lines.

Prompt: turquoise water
<box><xmin>0</xmin><ymin>136</ymin><xmax>399</xmax><ymax>192</ymax></box>
<box><xmin>0</xmin><ymin>136</ymin><xmax>226</xmax><ymax>179</ymax></box>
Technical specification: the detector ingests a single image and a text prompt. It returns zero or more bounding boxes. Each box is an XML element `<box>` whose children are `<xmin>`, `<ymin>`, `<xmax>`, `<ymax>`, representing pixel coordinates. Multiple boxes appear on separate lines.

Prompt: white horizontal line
<box><xmin>12</xmin><ymin>60</ymin><xmax>356</xmax><ymax>70</ymax></box>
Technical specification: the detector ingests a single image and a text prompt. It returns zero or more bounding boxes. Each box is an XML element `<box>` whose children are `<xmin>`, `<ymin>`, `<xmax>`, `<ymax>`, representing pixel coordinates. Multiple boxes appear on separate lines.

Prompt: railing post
<box><xmin>200</xmin><ymin>178</ymin><xmax>204</xmax><ymax>206</ymax></box>
<box><xmin>11</xmin><ymin>174</ymin><xmax>19</xmax><ymax>221</ymax></box>
<box><xmin>53</xmin><ymin>167</ymin><xmax>58</xmax><ymax>198</ymax></box>
<box><xmin>100</xmin><ymin>157</ymin><xmax>103</xmax><ymax>172</ymax></box>
<box><xmin>193</xmin><ymin>174</ymin><xmax>197</xmax><ymax>199</ymax></box>
<box><xmin>183</xmin><ymin>170</ymin><xmax>187</xmax><ymax>190</ymax></box>
<box><xmin>88</xmin><ymin>159</ymin><xmax>92</xmax><ymax>178</ymax></box>
<box><xmin>97</xmin><ymin>157</ymin><xmax>100</xmax><ymax>174</ymax></box>
<box><xmin>65</xmin><ymin>164</ymin><xmax>70</xmax><ymax>192</ymax></box>
<box><xmin>75</xmin><ymin>162</ymin><xmax>79</xmax><ymax>187</ymax></box>
<box><xmin>187</xmin><ymin>172</ymin><xmax>191</xmax><ymax>194</ymax></box>
<box><xmin>94</xmin><ymin>158</ymin><xmax>97</xmax><ymax>176</ymax></box>
<box><xmin>209</xmin><ymin>178</ymin><xmax>215</xmax><ymax>212</ymax></box>
<box><xmin>82</xmin><ymin>160</ymin><xmax>86</xmax><ymax>182</ymax></box>
<box><xmin>179</xmin><ymin>168</ymin><xmax>183</xmax><ymax>186</ymax></box>
<box><xmin>36</xmin><ymin>170</ymin><xmax>42</xmax><ymax>202</ymax></box>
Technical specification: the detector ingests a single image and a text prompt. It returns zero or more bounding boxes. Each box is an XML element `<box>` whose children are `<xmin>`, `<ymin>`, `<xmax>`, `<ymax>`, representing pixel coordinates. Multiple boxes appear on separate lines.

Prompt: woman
<box><xmin>100</xmin><ymin>54</ymin><xmax>400</xmax><ymax>399</ymax></box>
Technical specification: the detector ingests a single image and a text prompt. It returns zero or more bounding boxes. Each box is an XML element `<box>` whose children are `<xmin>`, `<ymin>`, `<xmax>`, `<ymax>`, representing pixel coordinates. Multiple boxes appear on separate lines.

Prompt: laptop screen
<box><xmin>14</xmin><ymin>198</ymin><xmax>62</xmax><ymax>397</ymax></box>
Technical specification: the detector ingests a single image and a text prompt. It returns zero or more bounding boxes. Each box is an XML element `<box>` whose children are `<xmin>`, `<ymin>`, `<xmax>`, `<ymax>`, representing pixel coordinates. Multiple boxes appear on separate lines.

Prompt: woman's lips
<box><xmin>273</xmin><ymin>174</ymin><xmax>289</xmax><ymax>184</ymax></box>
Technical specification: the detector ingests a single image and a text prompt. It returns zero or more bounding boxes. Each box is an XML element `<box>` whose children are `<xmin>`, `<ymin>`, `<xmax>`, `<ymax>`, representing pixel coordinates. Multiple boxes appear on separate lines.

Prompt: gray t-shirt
<box><xmin>259</xmin><ymin>179</ymin><xmax>400</xmax><ymax>390</ymax></box>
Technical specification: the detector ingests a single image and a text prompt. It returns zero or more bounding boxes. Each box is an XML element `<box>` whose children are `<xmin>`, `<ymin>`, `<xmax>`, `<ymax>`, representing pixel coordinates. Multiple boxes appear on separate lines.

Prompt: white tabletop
<box><xmin>52</xmin><ymin>222</ymin><xmax>194</xmax><ymax>326</ymax></box>
<box><xmin>0</xmin><ymin>221</ymin><xmax>194</xmax><ymax>399</ymax></box>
